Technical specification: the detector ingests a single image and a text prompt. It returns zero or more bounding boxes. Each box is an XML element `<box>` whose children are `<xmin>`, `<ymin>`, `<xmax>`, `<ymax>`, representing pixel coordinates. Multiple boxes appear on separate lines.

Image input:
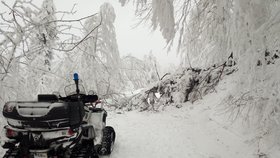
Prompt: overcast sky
<box><xmin>1</xmin><ymin>0</ymin><xmax>180</xmax><ymax>67</ymax></box>
<box><xmin>54</xmin><ymin>0</ymin><xmax>180</xmax><ymax>67</ymax></box>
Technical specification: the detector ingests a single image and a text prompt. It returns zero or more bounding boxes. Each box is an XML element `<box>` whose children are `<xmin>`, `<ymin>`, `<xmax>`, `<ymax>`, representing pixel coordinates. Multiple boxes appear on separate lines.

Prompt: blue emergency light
<box><xmin>73</xmin><ymin>73</ymin><xmax>79</xmax><ymax>81</ymax></box>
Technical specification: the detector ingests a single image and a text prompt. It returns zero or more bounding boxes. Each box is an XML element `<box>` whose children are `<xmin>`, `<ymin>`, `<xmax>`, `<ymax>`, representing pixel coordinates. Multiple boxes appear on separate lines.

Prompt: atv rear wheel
<box><xmin>99</xmin><ymin>126</ymin><xmax>115</xmax><ymax>155</ymax></box>
<box><xmin>70</xmin><ymin>142</ymin><xmax>99</xmax><ymax>158</ymax></box>
<box><xmin>3</xmin><ymin>148</ymin><xmax>19</xmax><ymax>158</ymax></box>
<box><xmin>3</xmin><ymin>147</ymin><xmax>27</xmax><ymax>158</ymax></box>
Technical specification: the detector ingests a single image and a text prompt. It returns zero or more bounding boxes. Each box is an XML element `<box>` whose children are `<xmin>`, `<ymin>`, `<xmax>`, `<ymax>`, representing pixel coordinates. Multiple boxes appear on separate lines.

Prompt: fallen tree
<box><xmin>119</xmin><ymin>59</ymin><xmax>237</xmax><ymax>111</ymax></box>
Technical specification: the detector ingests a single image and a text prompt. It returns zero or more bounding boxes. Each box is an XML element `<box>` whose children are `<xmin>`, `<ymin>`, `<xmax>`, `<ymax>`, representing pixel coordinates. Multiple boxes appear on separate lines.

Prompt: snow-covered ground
<box><xmin>103</xmin><ymin>73</ymin><xmax>279</xmax><ymax>158</ymax></box>
<box><xmin>105</xmin><ymin>96</ymin><xmax>255</xmax><ymax>158</ymax></box>
<box><xmin>101</xmin><ymin>75</ymin><xmax>249</xmax><ymax>158</ymax></box>
<box><xmin>1</xmin><ymin>74</ymin><xmax>279</xmax><ymax>158</ymax></box>
<box><xmin>2</xmin><ymin>81</ymin><xmax>253</xmax><ymax>158</ymax></box>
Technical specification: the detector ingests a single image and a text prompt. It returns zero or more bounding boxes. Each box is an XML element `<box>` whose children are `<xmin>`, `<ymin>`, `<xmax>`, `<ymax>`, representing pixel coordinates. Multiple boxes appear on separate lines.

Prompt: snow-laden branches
<box><xmin>55</xmin><ymin>3</ymin><xmax>129</xmax><ymax>104</ymax></box>
<box><xmin>121</xmin><ymin>1</ymin><xmax>280</xmax><ymax>152</ymax></box>
<box><xmin>121</xmin><ymin>53</ymin><xmax>160</xmax><ymax>90</ymax></box>
<box><xmin>151</xmin><ymin>0</ymin><xmax>175</xmax><ymax>43</ymax></box>
<box><xmin>53</xmin><ymin>14</ymin><xmax>102</xmax><ymax>52</ymax></box>
<box><xmin>120</xmin><ymin>60</ymin><xmax>236</xmax><ymax>111</ymax></box>
<box><xmin>0</xmin><ymin>0</ymin><xmax>105</xmax><ymax>105</ymax></box>
<box><xmin>121</xmin><ymin>0</ymin><xmax>175</xmax><ymax>43</ymax></box>
<box><xmin>0</xmin><ymin>0</ymin><xmax>102</xmax><ymax>77</ymax></box>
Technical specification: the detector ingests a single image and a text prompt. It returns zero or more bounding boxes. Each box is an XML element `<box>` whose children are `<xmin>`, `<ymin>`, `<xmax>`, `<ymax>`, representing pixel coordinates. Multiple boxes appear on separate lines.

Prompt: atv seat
<box><xmin>91</xmin><ymin>108</ymin><xmax>103</xmax><ymax>113</ymax></box>
<box><xmin>38</xmin><ymin>94</ymin><xmax>59</xmax><ymax>102</ymax></box>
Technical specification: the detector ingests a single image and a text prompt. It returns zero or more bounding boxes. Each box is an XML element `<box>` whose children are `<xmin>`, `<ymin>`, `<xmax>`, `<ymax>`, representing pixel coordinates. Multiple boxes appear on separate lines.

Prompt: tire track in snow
<box><xmin>103</xmin><ymin>110</ymin><xmax>205</xmax><ymax>158</ymax></box>
<box><xmin>103</xmin><ymin>105</ymin><xmax>254</xmax><ymax>158</ymax></box>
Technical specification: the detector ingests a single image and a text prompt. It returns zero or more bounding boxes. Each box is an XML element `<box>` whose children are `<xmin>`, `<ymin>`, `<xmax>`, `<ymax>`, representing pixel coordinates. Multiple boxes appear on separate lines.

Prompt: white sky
<box><xmin>54</xmin><ymin>0</ymin><xmax>180</xmax><ymax>67</ymax></box>
<box><xmin>1</xmin><ymin>0</ymin><xmax>180</xmax><ymax>67</ymax></box>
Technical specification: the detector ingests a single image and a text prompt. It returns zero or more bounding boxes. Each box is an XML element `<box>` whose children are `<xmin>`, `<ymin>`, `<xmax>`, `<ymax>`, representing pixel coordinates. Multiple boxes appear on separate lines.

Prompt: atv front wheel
<box><xmin>99</xmin><ymin>126</ymin><xmax>116</xmax><ymax>155</ymax></box>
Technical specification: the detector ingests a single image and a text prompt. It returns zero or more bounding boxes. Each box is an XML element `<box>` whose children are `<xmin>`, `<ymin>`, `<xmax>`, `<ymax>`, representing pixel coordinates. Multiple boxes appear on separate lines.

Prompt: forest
<box><xmin>1</xmin><ymin>0</ymin><xmax>280</xmax><ymax>158</ymax></box>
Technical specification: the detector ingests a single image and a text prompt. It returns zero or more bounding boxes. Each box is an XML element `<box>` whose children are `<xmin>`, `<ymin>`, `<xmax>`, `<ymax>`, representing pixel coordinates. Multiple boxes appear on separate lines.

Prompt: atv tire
<box><xmin>70</xmin><ymin>143</ymin><xmax>99</xmax><ymax>158</ymax></box>
<box><xmin>3</xmin><ymin>147</ymin><xmax>23</xmax><ymax>158</ymax></box>
<box><xmin>99</xmin><ymin>126</ymin><xmax>116</xmax><ymax>155</ymax></box>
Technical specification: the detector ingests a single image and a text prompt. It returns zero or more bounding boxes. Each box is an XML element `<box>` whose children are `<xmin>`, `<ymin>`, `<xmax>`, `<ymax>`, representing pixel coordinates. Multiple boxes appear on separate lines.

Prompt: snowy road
<box><xmin>0</xmin><ymin>83</ymin><xmax>256</xmax><ymax>158</ymax></box>
<box><xmin>103</xmin><ymin>102</ymin><xmax>255</xmax><ymax>158</ymax></box>
<box><xmin>0</xmin><ymin>105</ymin><xmax>255</xmax><ymax>158</ymax></box>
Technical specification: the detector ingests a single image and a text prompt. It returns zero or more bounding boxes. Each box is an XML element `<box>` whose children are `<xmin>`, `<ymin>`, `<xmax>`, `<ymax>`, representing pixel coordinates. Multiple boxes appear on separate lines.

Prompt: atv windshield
<box><xmin>64</xmin><ymin>84</ymin><xmax>86</xmax><ymax>96</ymax></box>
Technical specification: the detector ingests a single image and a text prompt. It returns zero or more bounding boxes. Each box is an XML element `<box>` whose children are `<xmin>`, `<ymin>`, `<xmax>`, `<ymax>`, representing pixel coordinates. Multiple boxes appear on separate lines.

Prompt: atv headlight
<box><xmin>3</xmin><ymin>102</ymin><xmax>16</xmax><ymax>113</ymax></box>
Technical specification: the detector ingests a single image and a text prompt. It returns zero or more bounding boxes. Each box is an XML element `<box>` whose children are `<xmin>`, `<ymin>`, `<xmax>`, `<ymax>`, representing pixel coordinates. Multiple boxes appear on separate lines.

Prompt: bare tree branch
<box><xmin>52</xmin><ymin>14</ymin><xmax>102</xmax><ymax>52</ymax></box>
<box><xmin>48</xmin><ymin>13</ymin><xmax>98</xmax><ymax>24</ymax></box>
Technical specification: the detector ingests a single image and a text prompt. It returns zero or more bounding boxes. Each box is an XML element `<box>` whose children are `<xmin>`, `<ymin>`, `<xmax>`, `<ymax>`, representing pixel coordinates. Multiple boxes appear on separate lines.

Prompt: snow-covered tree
<box><xmin>120</xmin><ymin>0</ymin><xmax>175</xmax><ymax>44</ymax></box>
<box><xmin>121</xmin><ymin>53</ymin><xmax>160</xmax><ymax>90</ymax></box>
<box><xmin>24</xmin><ymin>0</ymin><xmax>57</xmax><ymax>97</ymax></box>
<box><xmin>121</xmin><ymin>0</ymin><xmax>280</xmax><ymax>152</ymax></box>
<box><xmin>0</xmin><ymin>0</ymin><xmax>57</xmax><ymax>102</ymax></box>
<box><xmin>83</xmin><ymin>3</ymin><xmax>123</xmax><ymax>96</ymax></box>
<box><xmin>0</xmin><ymin>0</ymin><xmax>102</xmax><ymax>102</ymax></box>
<box><xmin>59</xmin><ymin>3</ymin><xmax>125</xmax><ymax>100</ymax></box>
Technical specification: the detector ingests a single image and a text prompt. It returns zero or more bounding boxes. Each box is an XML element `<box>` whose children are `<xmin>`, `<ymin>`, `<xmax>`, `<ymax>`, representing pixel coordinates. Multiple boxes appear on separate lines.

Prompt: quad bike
<box><xmin>1</xmin><ymin>73</ymin><xmax>116</xmax><ymax>158</ymax></box>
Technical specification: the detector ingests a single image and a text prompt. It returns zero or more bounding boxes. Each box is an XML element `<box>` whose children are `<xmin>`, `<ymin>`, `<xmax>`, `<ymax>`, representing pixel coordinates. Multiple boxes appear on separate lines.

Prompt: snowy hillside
<box><xmin>98</xmin><ymin>71</ymin><xmax>277</xmax><ymax>158</ymax></box>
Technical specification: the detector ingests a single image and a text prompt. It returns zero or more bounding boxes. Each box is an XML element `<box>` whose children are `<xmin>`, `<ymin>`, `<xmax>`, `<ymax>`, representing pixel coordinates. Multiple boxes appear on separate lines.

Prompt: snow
<box><xmin>0</xmin><ymin>72</ymin><xmax>250</xmax><ymax>158</ymax></box>
<box><xmin>105</xmin><ymin>102</ymin><xmax>253</xmax><ymax>157</ymax></box>
<box><xmin>1</xmin><ymin>66</ymin><xmax>280</xmax><ymax>158</ymax></box>
<box><xmin>100</xmin><ymin>75</ymin><xmax>257</xmax><ymax>158</ymax></box>
<box><xmin>1</xmin><ymin>0</ymin><xmax>280</xmax><ymax>157</ymax></box>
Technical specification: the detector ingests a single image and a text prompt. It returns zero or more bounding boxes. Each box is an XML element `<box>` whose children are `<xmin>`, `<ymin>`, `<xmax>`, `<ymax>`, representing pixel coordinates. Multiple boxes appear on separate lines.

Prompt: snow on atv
<box><xmin>1</xmin><ymin>73</ymin><xmax>116</xmax><ymax>158</ymax></box>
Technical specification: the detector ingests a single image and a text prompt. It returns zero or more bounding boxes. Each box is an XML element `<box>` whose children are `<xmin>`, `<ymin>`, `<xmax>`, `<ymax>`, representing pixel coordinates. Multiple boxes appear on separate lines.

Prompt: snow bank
<box><xmin>121</xmin><ymin>60</ymin><xmax>237</xmax><ymax>111</ymax></box>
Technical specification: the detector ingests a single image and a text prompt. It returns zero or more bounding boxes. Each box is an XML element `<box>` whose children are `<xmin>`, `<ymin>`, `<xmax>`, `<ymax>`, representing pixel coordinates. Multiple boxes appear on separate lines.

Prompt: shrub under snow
<box><xmin>121</xmin><ymin>59</ymin><xmax>237</xmax><ymax>111</ymax></box>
